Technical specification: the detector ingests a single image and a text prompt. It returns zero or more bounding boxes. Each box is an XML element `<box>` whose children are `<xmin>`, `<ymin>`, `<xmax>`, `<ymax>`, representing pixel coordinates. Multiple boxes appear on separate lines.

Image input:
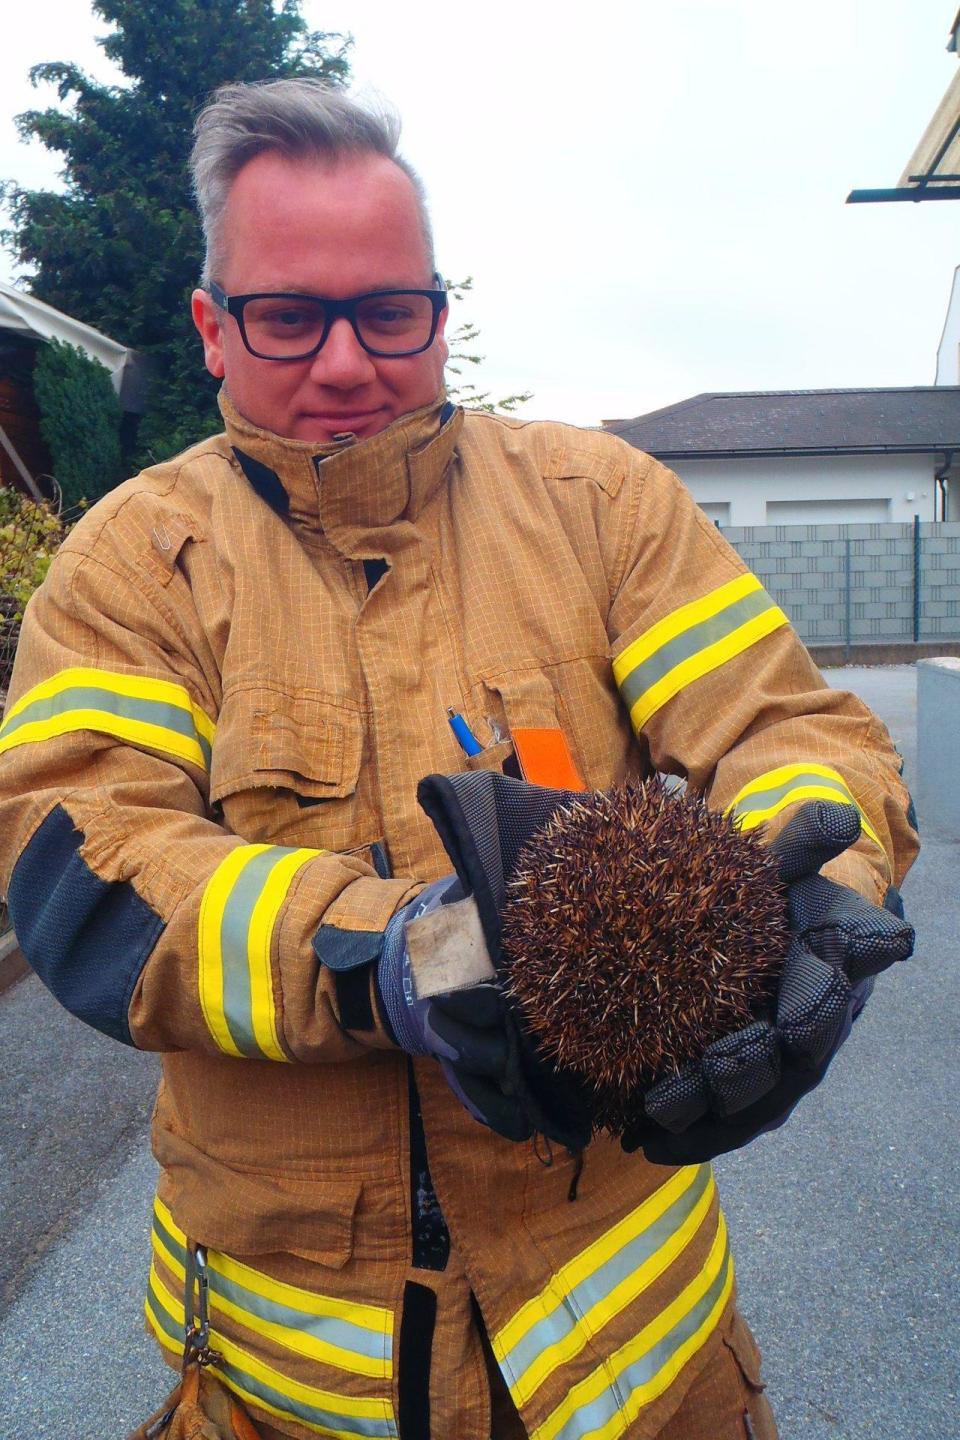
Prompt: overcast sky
<box><xmin>1</xmin><ymin>0</ymin><xmax>958</xmax><ymax>424</ymax></box>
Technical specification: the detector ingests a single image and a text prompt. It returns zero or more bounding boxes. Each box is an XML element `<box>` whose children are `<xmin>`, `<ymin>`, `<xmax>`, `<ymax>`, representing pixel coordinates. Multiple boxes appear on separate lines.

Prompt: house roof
<box><xmin>603</xmin><ymin>388</ymin><xmax>960</xmax><ymax>459</ymax></box>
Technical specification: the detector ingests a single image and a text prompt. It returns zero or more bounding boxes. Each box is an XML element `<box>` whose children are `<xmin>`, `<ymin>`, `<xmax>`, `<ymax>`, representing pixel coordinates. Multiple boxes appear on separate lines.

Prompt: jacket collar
<box><xmin>219</xmin><ymin>390</ymin><xmax>462</xmax><ymax>556</ymax></box>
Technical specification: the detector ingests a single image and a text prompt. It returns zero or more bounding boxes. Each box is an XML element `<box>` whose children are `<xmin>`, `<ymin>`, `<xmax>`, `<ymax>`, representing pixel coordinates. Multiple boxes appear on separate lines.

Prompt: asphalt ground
<box><xmin>0</xmin><ymin>665</ymin><xmax>956</xmax><ymax>1438</ymax></box>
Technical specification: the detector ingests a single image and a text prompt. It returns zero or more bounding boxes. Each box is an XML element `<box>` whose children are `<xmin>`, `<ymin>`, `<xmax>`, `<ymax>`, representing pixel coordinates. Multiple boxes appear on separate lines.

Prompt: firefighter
<box><xmin>0</xmin><ymin>79</ymin><xmax>916</xmax><ymax>1440</ymax></box>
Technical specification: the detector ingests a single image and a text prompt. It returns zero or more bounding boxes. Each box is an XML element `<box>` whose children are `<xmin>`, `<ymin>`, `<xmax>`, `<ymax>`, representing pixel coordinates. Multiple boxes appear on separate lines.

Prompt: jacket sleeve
<box><xmin>604</xmin><ymin>452</ymin><xmax>919</xmax><ymax>904</ymax></box>
<box><xmin>0</xmin><ymin>542</ymin><xmax>420</xmax><ymax>1062</ymax></box>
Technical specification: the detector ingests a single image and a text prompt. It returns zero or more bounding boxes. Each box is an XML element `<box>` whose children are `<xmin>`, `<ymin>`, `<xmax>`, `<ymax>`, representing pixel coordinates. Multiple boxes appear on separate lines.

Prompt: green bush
<box><xmin>33</xmin><ymin>339</ymin><xmax>125</xmax><ymax>508</ymax></box>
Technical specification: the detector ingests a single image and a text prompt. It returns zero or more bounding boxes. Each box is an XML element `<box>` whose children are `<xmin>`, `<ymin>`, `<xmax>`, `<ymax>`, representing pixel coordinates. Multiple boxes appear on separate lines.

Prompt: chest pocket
<box><xmin>209</xmin><ymin>684</ymin><xmax>369</xmax><ymax>851</ymax></box>
<box><xmin>477</xmin><ymin>661</ymin><xmax>641</xmax><ymax>792</ymax></box>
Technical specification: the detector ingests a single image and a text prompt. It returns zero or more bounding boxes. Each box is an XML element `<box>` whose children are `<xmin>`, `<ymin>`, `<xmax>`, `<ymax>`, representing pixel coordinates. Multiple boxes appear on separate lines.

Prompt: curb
<box><xmin>809</xmin><ymin>641</ymin><xmax>960</xmax><ymax>666</ymax></box>
<box><xmin>0</xmin><ymin>929</ymin><xmax>28</xmax><ymax>996</ymax></box>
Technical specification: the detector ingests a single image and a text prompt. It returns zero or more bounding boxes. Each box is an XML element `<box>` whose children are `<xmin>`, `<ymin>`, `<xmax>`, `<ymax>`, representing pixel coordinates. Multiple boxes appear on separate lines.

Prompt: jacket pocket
<box><xmin>211</xmin><ymin>684</ymin><xmax>363</xmax><ymax>804</ymax></box>
<box><xmin>209</xmin><ymin>684</ymin><xmax>371</xmax><ymax>851</ymax></box>
<box><xmin>155</xmin><ymin>1123</ymin><xmax>360</xmax><ymax>1268</ymax></box>
<box><xmin>480</xmin><ymin>660</ymin><xmax>638</xmax><ymax>792</ymax></box>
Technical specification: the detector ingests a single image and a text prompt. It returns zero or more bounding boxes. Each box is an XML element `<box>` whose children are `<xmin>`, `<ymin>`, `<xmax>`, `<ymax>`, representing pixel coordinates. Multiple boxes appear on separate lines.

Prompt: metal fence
<box><xmin>723</xmin><ymin>519</ymin><xmax>960</xmax><ymax>651</ymax></box>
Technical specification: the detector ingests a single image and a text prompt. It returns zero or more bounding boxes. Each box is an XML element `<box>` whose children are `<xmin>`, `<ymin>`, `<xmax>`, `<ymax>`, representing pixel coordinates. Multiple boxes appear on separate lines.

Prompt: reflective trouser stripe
<box><xmin>0</xmin><ymin>666</ymin><xmax>215</xmax><ymax>770</ymax></box>
<box><xmin>531</xmin><ymin>1215</ymin><xmax>734</xmax><ymax>1440</ymax></box>
<box><xmin>725</xmin><ymin>762</ymin><xmax>882</xmax><ymax>849</ymax></box>
<box><xmin>494</xmin><ymin>1165</ymin><xmax>715</xmax><ymax>1406</ymax></box>
<box><xmin>152</xmin><ymin>1195</ymin><xmax>391</xmax><ymax>1379</ymax></box>
<box><xmin>198</xmin><ymin>843</ymin><xmax>323</xmax><ymax>1060</ymax></box>
<box><xmin>613</xmin><ymin>574</ymin><xmax>788</xmax><ymax>733</ymax></box>
<box><xmin>145</xmin><ymin>1264</ymin><xmax>398</xmax><ymax>1439</ymax></box>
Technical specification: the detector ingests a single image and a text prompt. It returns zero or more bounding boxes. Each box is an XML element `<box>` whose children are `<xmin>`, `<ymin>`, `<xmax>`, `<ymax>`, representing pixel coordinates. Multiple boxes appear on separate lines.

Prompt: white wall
<box><xmin>668</xmin><ymin>452</ymin><xmax>938</xmax><ymax>527</ymax></box>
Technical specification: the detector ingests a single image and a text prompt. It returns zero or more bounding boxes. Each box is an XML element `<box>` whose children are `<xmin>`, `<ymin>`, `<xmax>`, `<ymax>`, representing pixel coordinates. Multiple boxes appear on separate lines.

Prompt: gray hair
<box><xmin>190</xmin><ymin>78</ymin><xmax>435</xmax><ymax>284</ymax></box>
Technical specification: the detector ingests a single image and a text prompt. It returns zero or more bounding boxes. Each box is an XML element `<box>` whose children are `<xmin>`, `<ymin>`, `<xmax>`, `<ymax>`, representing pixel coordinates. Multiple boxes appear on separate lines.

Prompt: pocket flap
<box><xmin>541</xmin><ymin>444</ymin><xmax>625</xmax><ymax>496</ymax></box>
<box><xmin>155</xmin><ymin>1125</ymin><xmax>361</xmax><ymax>1268</ymax></box>
<box><xmin>211</xmin><ymin>685</ymin><xmax>363</xmax><ymax>805</ymax></box>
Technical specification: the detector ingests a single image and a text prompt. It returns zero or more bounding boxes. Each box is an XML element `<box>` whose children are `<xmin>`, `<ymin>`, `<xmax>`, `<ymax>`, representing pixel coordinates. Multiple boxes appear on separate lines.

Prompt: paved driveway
<box><xmin>0</xmin><ymin>665</ymin><xmax>955</xmax><ymax>1439</ymax></box>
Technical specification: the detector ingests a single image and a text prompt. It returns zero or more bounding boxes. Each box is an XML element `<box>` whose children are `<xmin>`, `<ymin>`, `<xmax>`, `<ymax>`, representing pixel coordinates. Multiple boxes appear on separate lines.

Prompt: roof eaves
<box><xmin>645</xmin><ymin>443</ymin><xmax>960</xmax><ymax>460</ymax></box>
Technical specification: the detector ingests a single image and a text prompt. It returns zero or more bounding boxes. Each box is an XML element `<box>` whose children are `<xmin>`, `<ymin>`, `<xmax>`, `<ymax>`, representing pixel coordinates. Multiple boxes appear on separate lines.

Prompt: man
<box><xmin>0</xmin><ymin>79</ymin><xmax>916</xmax><ymax>1439</ymax></box>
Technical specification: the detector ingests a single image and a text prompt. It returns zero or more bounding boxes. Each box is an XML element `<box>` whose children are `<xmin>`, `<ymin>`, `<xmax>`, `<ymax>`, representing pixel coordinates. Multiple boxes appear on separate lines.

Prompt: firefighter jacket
<box><xmin>0</xmin><ymin>392</ymin><xmax>917</xmax><ymax>1440</ymax></box>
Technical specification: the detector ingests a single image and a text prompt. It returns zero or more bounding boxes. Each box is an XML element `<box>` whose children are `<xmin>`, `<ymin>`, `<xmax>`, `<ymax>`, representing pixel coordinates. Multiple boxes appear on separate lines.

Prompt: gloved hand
<box><xmin>377</xmin><ymin>875</ymin><xmax>534</xmax><ymax>1142</ymax></box>
<box><xmin>415</xmin><ymin>771</ymin><xmax>595</xmax><ymax>1152</ymax></box>
<box><xmin>623</xmin><ymin>799</ymin><xmax>915</xmax><ymax>1163</ymax></box>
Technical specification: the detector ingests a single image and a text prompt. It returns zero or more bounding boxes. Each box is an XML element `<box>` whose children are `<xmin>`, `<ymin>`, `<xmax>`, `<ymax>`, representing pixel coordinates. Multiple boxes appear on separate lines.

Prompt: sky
<box><xmin>1</xmin><ymin>0</ymin><xmax>958</xmax><ymax>425</ymax></box>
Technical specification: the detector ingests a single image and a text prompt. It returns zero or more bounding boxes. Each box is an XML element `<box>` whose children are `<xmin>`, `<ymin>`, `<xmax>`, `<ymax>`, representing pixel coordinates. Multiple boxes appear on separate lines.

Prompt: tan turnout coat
<box><xmin>0</xmin><ymin>394</ymin><xmax>917</xmax><ymax>1440</ymax></box>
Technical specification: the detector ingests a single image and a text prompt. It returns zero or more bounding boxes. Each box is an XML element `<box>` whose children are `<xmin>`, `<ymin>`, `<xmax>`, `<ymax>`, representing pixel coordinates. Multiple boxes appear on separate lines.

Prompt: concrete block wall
<box><xmin>722</xmin><ymin>521</ymin><xmax>960</xmax><ymax>646</ymax></box>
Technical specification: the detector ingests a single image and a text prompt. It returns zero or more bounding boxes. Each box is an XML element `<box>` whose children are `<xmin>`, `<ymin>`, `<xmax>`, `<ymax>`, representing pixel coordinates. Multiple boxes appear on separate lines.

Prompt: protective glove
<box><xmin>624</xmin><ymin>799</ymin><xmax>915</xmax><ymax>1163</ymax></box>
<box><xmin>416</xmin><ymin>770</ymin><xmax>595</xmax><ymax>1152</ymax></box>
<box><xmin>377</xmin><ymin>875</ymin><xmax>535</xmax><ymax>1142</ymax></box>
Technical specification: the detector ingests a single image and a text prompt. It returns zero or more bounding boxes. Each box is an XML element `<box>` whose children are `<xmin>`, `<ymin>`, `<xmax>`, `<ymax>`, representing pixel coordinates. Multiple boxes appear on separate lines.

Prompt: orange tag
<box><xmin>511</xmin><ymin>727</ymin><xmax>587</xmax><ymax>792</ymax></box>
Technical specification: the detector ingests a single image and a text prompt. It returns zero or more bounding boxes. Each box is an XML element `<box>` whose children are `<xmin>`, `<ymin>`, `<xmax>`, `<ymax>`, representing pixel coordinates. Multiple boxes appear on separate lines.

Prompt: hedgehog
<box><xmin>499</xmin><ymin>777</ymin><xmax>791</xmax><ymax>1136</ymax></box>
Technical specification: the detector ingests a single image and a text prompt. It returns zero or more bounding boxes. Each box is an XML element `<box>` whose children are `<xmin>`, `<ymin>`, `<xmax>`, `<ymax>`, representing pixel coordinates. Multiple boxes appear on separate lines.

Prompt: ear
<box><xmin>191</xmin><ymin>288</ymin><xmax>225</xmax><ymax>379</ymax></box>
<box><xmin>434</xmin><ymin>298</ymin><xmax>450</xmax><ymax>366</ymax></box>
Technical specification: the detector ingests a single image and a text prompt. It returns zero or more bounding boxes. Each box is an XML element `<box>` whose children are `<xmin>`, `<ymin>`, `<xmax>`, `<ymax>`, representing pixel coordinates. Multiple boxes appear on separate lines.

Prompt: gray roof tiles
<box><xmin>603</xmin><ymin>387</ymin><xmax>960</xmax><ymax>457</ymax></box>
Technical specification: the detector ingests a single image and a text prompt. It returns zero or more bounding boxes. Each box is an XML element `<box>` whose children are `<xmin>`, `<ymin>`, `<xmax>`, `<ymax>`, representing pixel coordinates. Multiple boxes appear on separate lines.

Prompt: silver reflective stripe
<box><xmin>146</xmin><ymin>1275</ymin><xmax>398</xmax><ymax>1439</ymax></box>
<box><xmin>618</xmin><ymin>587</ymin><xmax>775</xmax><ymax>715</ymax></box>
<box><xmin>501</xmin><ymin>1165</ymin><xmax>712</xmax><ymax>1393</ymax></box>
<box><xmin>548</xmin><ymin>1240</ymin><xmax>733</xmax><ymax>1440</ymax></box>
<box><xmin>731</xmin><ymin>770</ymin><xmax>852</xmax><ymax>820</ymax></box>
<box><xmin>153</xmin><ymin>1210</ymin><xmax>390</xmax><ymax>1371</ymax></box>
<box><xmin>0</xmin><ymin>682</ymin><xmax>213</xmax><ymax>767</ymax></box>
<box><xmin>217</xmin><ymin>847</ymin><xmax>288</xmax><ymax>1057</ymax></box>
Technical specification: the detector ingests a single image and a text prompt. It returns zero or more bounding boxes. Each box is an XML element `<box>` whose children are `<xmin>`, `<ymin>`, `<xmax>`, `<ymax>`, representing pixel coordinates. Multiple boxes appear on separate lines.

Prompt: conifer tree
<box><xmin>2</xmin><ymin>1</ymin><xmax>350</xmax><ymax>462</ymax></box>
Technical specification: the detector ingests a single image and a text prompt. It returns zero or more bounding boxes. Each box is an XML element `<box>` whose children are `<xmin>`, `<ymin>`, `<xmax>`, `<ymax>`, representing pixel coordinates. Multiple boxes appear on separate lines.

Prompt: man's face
<box><xmin>191</xmin><ymin>151</ymin><xmax>448</xmax><ymax>443</ymax></box>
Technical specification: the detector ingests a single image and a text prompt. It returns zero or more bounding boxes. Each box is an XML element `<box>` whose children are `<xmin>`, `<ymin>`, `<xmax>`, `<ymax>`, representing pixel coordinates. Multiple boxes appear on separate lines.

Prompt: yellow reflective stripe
<box><xmin>495</xmin><ymin>1166</ymin><xmax>700</xmax><ymax>1363</ymax></box>
<box><xmin>613</xmin><ymin>575</ymin><xmax>788</xmax><ymax>734</ymax></box>
<box><xmin>151</xmin><ymin>1229</ymin><xmax>389</xmax><ymax>1380</ymax></box>
<box><xmin>612</xmin><ymin>574</ymin><xmax>763</xmax><ymax>684</ymax></box>
<box><xmin>501</xmin><ymin>1170</ymin><xmax>716</xmax><ymax>1406</ymax></box>
<box><xmin>198</xmin><ymin>844</ymin><xmax>323</xmax><ymax>1061</ymax></box>
<box><xmin>726</xmin><ymin>762</ymin><xmax>882</xmax><ymax>849</ymax></box>
<box><xmin>198</xmin><ymin>845</ymin><xmax>268</xmax><ymax>1058</ymax></box>
<box><xmin>630</xmin><ymin>606</ymin><xmax>788</xmax><ymax>733</ymax></box>
<box><xmin>0</xmin><ymin>666</ymin><xmax>215</xmax><ymax>769</ymax></box>
<box><xmin>1</xmin><ymin>665</ymin><xmax>212</xmax><ymax>737</ymax></box>
<box><xmin>531</xmin><ymin>1215</ymin><xmax>733</xmax><ymax>1440</ymax></box>
<box><xmin>146</xmin><ymin>1265</ymin><xmax>396</xmax><ymax>1438</ymax></box>
<box><xmin>154</xmin><ymin>1195</ymin><xmax>390</xmax><ymax>1342</ymax></box>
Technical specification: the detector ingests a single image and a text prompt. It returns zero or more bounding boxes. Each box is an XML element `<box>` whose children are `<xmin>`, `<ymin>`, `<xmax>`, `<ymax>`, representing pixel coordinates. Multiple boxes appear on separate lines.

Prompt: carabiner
<box><xmin>183</xmin><ymin>1243</ymin><xmax>214</xmax><ymax>1364</ymax></box>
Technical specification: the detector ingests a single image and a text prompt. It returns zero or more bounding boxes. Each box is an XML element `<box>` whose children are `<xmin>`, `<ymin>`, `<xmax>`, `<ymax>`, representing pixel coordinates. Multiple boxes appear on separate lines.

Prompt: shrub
<box><xmin>33</xmin><ymin>338</ymin><xmax>125</xmax><ymax>508</ymax></box>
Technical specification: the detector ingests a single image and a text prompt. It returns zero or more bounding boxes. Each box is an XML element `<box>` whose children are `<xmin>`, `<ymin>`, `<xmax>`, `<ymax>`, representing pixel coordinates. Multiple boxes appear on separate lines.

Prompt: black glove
<box><xmin>417</xmin><ymin>770</ymin><xmax>595</xmax><ymax>1152</ymax></box>
<box><xmin>623</xmin><ymin>800</ymin><xmax>915</xmax><ymax>1163</ymax></box>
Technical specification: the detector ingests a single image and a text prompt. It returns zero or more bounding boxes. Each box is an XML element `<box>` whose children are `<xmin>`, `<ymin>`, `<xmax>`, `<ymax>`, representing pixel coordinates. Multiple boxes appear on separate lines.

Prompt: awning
<box><xmin>847</xmin><ymin>23</ymin><xmax>960</xmax><ymax>204</ymax></box>
<box><xmin>0</xmin><ymin>282</ymin><xmax>151</xmax><ymax>411</ymax></box>
<box><xmin>895</xmin><ymin>66</ymin><xmax>960</xmax><ymax>193</ymax></box>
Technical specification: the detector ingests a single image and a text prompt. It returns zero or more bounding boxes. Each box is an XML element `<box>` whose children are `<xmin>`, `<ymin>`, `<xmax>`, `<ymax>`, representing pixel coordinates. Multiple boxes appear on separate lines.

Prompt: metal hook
<box><xmin>183</xmin><ymin>1243</ymin><xmax>216</xmax><ymax>1365</ymax></box>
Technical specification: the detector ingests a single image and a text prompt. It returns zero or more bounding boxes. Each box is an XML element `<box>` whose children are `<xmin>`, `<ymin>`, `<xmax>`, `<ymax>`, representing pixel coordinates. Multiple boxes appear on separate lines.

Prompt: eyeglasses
<box><xmin>208</xmin><ymin>278</ymin><xmax>448</xmax><ymax>360</ymax></box>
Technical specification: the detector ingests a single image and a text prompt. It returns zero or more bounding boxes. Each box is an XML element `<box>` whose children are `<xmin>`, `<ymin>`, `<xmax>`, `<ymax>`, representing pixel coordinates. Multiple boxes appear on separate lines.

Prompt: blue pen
<box><xmin>447</xmin><ymin>707</ymin><xmax>483</xmax><ymax>757</ymax></box>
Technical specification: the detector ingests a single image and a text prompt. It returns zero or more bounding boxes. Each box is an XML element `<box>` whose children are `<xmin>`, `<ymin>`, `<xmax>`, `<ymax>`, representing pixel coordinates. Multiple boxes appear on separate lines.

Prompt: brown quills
<box><xmin>500</xmin><ymin>777</ymin><xmax>791</xmax><ymax>1136</ymax></box>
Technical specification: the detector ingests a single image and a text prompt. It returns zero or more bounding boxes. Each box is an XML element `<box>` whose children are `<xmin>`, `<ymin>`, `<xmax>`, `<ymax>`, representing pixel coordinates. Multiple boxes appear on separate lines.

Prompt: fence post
<box><xmin>844</xmin><ymin>535</ymin><xmax>852</xmax><ymax>662</ymax></box>
<box><xmin>913</xmin><ymin>514</ymin><xmax>921</xmax><ymax>644</ymax></box>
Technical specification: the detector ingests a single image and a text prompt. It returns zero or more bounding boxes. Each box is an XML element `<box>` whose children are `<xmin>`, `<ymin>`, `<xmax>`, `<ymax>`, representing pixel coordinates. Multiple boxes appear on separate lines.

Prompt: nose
<box><xmin>308</xmin><ymin>316</ymin><xmax>378</xmax><ymax>388</ymax></box>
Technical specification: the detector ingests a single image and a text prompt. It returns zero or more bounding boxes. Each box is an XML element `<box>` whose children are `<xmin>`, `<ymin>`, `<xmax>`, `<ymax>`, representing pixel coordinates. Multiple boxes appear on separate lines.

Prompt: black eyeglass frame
<box><xmin>207</xmin><ymin>276</ymin><xmax>448</xmax><ymax>360</ymax></box>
